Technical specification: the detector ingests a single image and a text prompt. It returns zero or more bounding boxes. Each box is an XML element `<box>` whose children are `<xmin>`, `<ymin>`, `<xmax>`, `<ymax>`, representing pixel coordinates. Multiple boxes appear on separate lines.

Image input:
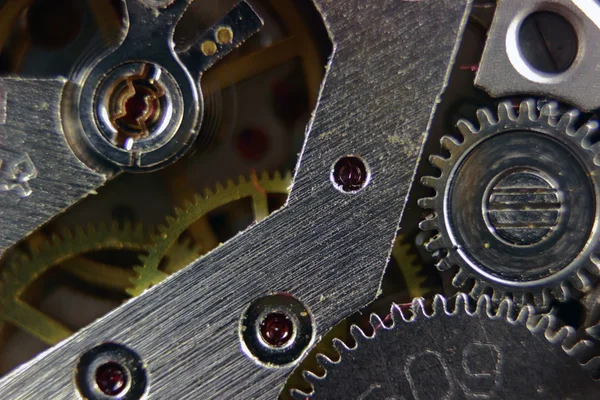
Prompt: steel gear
<box><xmin>128</xmin><ymin>170</ymin><xmax>292</xmax><ymax>296</ymax></box>
<box><xmin>292</xmin><ymin>294</ymin><xmax>600</xmax><ymax>399</ymax></box>
<box><xmin>0</xmin><ymin>222</ymin><xmax>148</xmax><ymax>345</ymax></box>
<box><xmin>418</xmin><ymin>99</ymin><xmax>600</xmax><ymax>307</ymax></box>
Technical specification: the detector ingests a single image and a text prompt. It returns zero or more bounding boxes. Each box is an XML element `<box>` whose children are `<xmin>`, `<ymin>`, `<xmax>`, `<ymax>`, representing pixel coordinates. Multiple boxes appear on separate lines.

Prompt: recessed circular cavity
<box><xmin>449</xmin><ymin>132</ymin><xmax>594</xmax><ymax>282</ymax></box>
<box><xmin>240</xmin><ymin>293</ymin><xmax>313</xmax><ymax>367</ymax></box>
<box><xmin>518</xmin><ymin>11</ymin><xmax>578</xmax><ymax>74</ymax></box>
<box><xmin>76</xmin><ymin>342</ymin><xmax>148</xmax><ymax>400</ymax></box>
<box><xmin>332</xmin><ymin>156</ymin><xmax>369</xmax><ymax>193</ymax></box>
<box><xmin>90</xmin><ymin>62</ymin><xmax>184</xmax><ymax>168</ymax></box>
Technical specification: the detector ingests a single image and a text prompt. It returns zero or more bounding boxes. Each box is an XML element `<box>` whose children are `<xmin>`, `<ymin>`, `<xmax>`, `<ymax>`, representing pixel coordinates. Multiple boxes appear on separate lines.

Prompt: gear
<box><xmin>292</xmin><ymin>294</ymin><xmax>600</xmax><ymax>399</ymax></box>
<box><xmin>390</xmin><ymin>234</ymin><xmax>431</xmax><ymax>299</ymax></box>
<box><xmin>0</xmin><ymin>222</ymin><xmax>148</xmax><ymax>345</ymax></box>
<box><xmin>128</xmin><ymin>170</ymin><xmax>292</xmax><ymax>296</ymax></box>
<box><xmin>418</xmin><ymin>99</ymin><xmax>600</xmax><ymax>307</ymax></box>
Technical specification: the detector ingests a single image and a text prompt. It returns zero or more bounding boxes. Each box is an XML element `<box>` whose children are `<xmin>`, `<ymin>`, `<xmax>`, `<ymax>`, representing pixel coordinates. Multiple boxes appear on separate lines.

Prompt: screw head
<box><xmin>95</xmin><ymin>362</ymin><xmax>128</xmax><ymax>396</ymax></box>
<box><xmin>332</xmin><ymin>156</ymin><xmax>369</xmax><ymax>192</ymax></box>
<box><xmin>259</xmin><ymin>312</ymin><xmax>294</xmax><ymax>347</ymax></box>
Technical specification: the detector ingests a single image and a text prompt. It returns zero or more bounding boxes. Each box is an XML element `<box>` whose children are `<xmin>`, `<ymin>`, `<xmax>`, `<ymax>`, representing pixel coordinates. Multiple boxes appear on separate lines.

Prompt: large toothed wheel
<box><xmin>419</xmin><ymin>99</ymin><xmax>600</xmax><ymax>307</ymax></box>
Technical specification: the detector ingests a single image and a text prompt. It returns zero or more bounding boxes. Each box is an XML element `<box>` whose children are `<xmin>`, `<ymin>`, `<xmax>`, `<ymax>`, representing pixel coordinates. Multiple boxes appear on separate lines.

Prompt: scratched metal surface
<box><xmin>0</xmin><ymin>79</ymin><xmax>105</xmax><ymax>255</ymax></box>
<box><xmin>0</xmin><ymin>0</ymin><xmax>472</xmax><ymax>398</ymax></box>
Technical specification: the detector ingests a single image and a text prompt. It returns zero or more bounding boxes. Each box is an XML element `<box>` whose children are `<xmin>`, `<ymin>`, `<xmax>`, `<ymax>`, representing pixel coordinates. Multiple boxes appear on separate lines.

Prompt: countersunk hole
<box><xmin>518</xmin><ymin>11</ymin><xmax>578</xmax><ymax>74</ymax></box>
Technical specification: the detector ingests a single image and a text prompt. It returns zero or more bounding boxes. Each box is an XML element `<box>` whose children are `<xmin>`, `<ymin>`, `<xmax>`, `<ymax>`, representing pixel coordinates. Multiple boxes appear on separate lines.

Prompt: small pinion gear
<box><xmin>418</xmin><ymin>99</ymin><xmax>600</xmax><ymax>307</ymax></box>
<box><xmin>128</xmin><ymin>171</ymin><xmax>292</xmax><ymax>296</ymax></box>
<box><xmin>293</xmin><ymin>294</ymin><xmax>600</xmax><ymax>399</ymax></box>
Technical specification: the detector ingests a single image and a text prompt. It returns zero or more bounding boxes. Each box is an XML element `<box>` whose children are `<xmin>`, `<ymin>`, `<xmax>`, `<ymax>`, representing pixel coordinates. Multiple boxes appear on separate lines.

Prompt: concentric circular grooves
<box><xmin>417</xmin><ymin>99</ymin><xmax>600</xmax><ymax>307</ymax></box>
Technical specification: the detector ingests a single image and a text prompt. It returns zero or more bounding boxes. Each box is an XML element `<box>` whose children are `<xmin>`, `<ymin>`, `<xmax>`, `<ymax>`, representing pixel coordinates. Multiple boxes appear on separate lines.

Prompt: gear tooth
<box><xmin>418</xmin><ymin>216</ymin><xmax>438</xmax><ymax>231</ymax></box>
<box><xmin>436</xmin><ymin>257</ymin><xmax>453</xmax><ymax>271</ymax></box>
<box><xmin>497</xmin><ymin>100</ymin><xmax>517</xmax><ymax>122</ymax></box>
<box><xmin>476</xmin><ymin>108</ymin><xmax>497</xmax><ymax>129</ymax></box>
<box><xmin>203</xmin><ymin>186</ymin><xmax>214</xmax><ymax>198</ymax></box>
<box><xmin>516</xmin><ymin>303</ymin><xmax>533</xmax><ymax>324</ymax></box>
<box><xmin>238</xmin><ymin>174</ymin><xmax>249</xmax><ymax>185</ymax></box>
<box><xmin>495</xmin><ymin>296</ymin><xmax>514</xmax><ymax>320</ymax></box>
<box><xmin>349</xmin><ymin>324</ymin><xmax>368</xmax><ymax>342</ymax></box>
<box><xmin>557</xmin><ymin>108</ymin><xmax>579</xmax><ymax>134</ymax></box>
<box><xmin>302</xmin><ymin>367</ymin><xmax>324</xmax><ymax>384</ymax></box>
<box><xmin>518</xmin><ymin>99</ymin><xmax>538</xmax><ymax>122</ymax></box>
<box><xmin>417</xmin><ymin>196</ymin><xmax>437</xmax><ymax>210</ymax></box>
<box><xmin>369</xmin><ymin>313</ymin><xmax>384</xmax><ymax>330</ymax></box>
<box><xmin>539</xmin><ymin>101</ymin><xmax>559</xmax><ymax>124</ymax></box>
<box><xmin>582</xmin><ymin>355</ymin><xmax>600</xmax><ymax>380</ymax></box>
<box><xmin>291</xmin><ymin>388</ymin><xmax>313</xmax><ymax>400</ymax></box>
<box><xmin>586</xmin><ymin>323</ymin><xmax>600</xmax><ymax>340</ymax></box>
<box><xmin>590</xmin><ymin>254</ymin><xmax>600</xmax><ymax>274</ymax></box>
<box><xmin>420</xmin><ymin>176</ymin><xmax>440</xmax><ymax>189</ymax></box>
<box><xmin>431</xmin><ymin>294</ymin><xmax>447</xmax><ymax>315</ymax></box>
<box><xmin>424</xmin><ymin>235</ymin><xmax>444</xmax><ymax>252</ymax></box>
<box><xmin>411</xmin><ymin>297</ymin><xmax>429</xmax><ymax>317</ymax></box>
<box><xmin>391</xmin><ymin>303</ymin><xmax>411</xmax><ymax>323</ymax></box>
<box><xmin>440</xmin><ymin>135</ymin><xmax>462</xmax><ymax>153</ymax></box>
<box><xmin>428</xmin><ymin>155</ymin><xmax>448</xmax><ymax>170</ymax></box>
<box><xmin>553</xmin><ymin>281</ymin><xmax>572</xmax><ymax>303</ymax></box>
<box><xmin>474</xmin><ymin>294</ymin><xmax>491</xmax><ymax>317</ymax></box>
<box><xmin>579</xmin><ymin>120</ymin><xmax>600</xmax><ymax>147</ymax></box>
<box><xmin>260</xmin><ymin>170</ymin><xmax>271</xmax><ymax>182</ymax></box>
<box><xmin>214</xmin><ymin>181</ymin><xmax>226</xmax><ymax>193</ymax></box>
<box><xmin>272</xmin><ymin>170</ymin><xmax>283</xmax><ymax>182</ymax></box>
<box><xmin>315</xmin><ymin>353</ymin><xmax>336</xmax><ymax>369</ymax></box>
<box><xmin>449</xmin><ymin>293</ymin><xmax>467</xmax><ymax>315</ymax></box>
<box><xmin>571</xmin><ymin>268</ymin><xmax>592</xmax><ymax>292</ymax></box>
<box><xmin>452</xmin><ymin>269</ymin><xmax>470</xmax><ymax>288</ymax></box>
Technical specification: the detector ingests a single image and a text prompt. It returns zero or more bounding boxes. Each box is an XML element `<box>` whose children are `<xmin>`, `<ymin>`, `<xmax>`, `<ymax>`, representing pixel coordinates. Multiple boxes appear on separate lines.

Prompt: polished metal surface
<box><xmin>475</xmin><ymin>0</ymin><xmax>600</xmax><ymax>111</ymax></box>
<box><xmin>0</xmin><ymin>0</ymin><xmax>261</xmax><ymax>258</ymax></box>
<box><xmin>0</xmin><ymin>78</ymin><xmax>106</xmax><ymax>256</ymax></box>
<box><xmin>295</xmin><ymin>294</ymin><xmax>600</xmax><ymax>399</ymax></box>
<box><xmin>0</xmin><ymin>0</ymin><xmax>472</xmax><ymax>398</ymax></box>
<box><xmin>419</xmin><ymin>99</ymin><xmax>600</xmax><ymax>307</ymax></box>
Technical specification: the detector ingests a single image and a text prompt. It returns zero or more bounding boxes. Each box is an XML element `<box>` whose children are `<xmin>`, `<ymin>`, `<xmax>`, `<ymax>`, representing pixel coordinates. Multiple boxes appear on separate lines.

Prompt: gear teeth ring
<box><xmin>418</xmin><ymin>99</ymin><xmax>600</xmax><ymax>308</ymax></box>
<box><xmin>128</xmin><ymin>171</ymin><xmax>292</xmax><ymax>296</ymax></box>
<box><xmin>0</xmin><ymin>221</ymin><xmax>149</xmax><ymax>345</ymax></box>
<box><xmin>291</xmin><ymin>294</ymin><xmax>600</xmax><ymax>399</ymax></box>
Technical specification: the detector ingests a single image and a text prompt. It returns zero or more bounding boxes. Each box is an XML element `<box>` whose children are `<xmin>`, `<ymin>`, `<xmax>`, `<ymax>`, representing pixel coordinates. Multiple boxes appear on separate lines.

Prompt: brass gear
<box><xmin>0</xmin><ymin>222</ymin><xmax>148</xmax><ymax>345</ymax></box>
<box><xmin>390</xmin><ymin>234</ymin><xmax>430</xmax><ymax>299</ymax></box>
<box><xmin>128</xmin><ymin>171</ymin><xmax>292</xmax><ymax>296</ymax></box>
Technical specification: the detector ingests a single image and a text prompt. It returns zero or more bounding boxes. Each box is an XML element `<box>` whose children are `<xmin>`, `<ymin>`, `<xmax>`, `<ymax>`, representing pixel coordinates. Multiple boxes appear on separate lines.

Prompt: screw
<box><xmin>518</xmin><ymin>11</ymin><xmax>578</xmax><ymax>74</ymax></box>
<box><xmin>240</xmin><ymin>294</ymin><xmax>313</xmax><ymax>366</ymax></box>
<box><xmin>260</xmin><ymin>312</ymin><xmax>294</xmax><ymax>347</ymax></box>
<box><xmin>95</xmin><ymin>362</ymin><xmax>128</xmax><ymax>396</ymax></box>
<box><xmin>333</xmin><ymin>156</ymin><xmax>369</xmax><ymax>192</ymax></box>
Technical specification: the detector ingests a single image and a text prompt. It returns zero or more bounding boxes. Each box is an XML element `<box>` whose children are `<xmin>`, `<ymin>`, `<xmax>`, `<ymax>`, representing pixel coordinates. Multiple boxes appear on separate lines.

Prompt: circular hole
<box><xmin>332</xmin><ymin>156</ymin><xmax>369</xmax><ymax>193</ymax></box>
<box><xmin>518</xmin><ymin>11</ymin><xmax>578</xmax><ymax>74</ymax></box>
<box><xmin>240</xmin><ymin>293</ymin><xmax>313</xmax><ymax>367</ymax></box>
<box><xmin>259</xmin><ymin>312</ymin><xmax>294</xmax><ymax>347</ymax></box>
<box><xmin>76</xmin><ymin>343</ymin><xmax>147</xmax><ymax>400</ymax></box>
<box><xmin>95</xmin><ymin>362</ymin><xmax>128</xmax><ymax>396</ymax></box>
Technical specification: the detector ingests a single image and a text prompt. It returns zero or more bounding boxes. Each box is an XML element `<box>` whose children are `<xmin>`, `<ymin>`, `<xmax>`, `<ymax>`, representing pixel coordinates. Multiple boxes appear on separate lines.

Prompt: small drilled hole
<box><xmin>332</xmin><ymin>156</ymin><xmax>369</xmax><ymax>192</ymax></box>
<box><xmin>518</xmin><ymin>11</ymin><xmax>578</xmax><ymax>74</ymax></box>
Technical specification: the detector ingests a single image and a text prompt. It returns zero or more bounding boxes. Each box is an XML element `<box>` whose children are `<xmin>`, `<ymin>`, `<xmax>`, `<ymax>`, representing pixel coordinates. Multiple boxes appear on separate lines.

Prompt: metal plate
<box><xmin>0</xmin><ymin>79</ymin><xmax>106</xmax><ymax>255</ymax></box>
<box><xmin>0</xmin><ymin>0</ymin><xmax>472</xmax><ymax>398</ymax></box>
